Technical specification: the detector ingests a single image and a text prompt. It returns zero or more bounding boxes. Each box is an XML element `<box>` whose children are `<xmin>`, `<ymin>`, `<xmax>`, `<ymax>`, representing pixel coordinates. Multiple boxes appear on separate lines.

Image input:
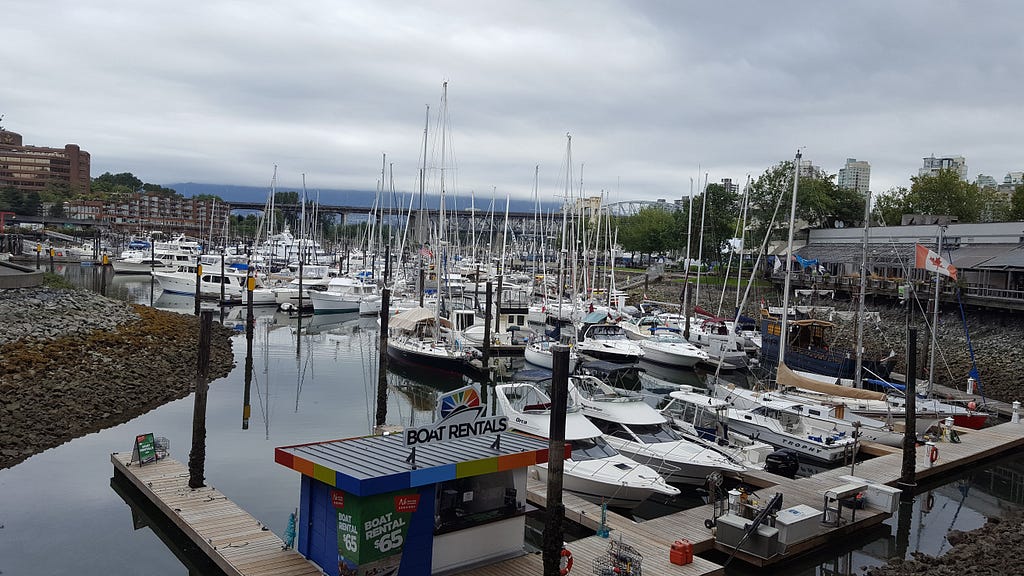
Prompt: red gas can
<box><xmin>670</xmin><ymin>539</ymin><xmax>693</xmax><ymax>565</ymax></box>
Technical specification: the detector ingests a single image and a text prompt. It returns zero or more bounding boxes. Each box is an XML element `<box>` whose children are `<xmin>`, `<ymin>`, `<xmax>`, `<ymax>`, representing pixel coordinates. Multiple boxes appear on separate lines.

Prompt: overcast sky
<box><xmin>4</xmin><ymin>1</ymin><xmax>1022</xmax><ymax>203</ymax></box>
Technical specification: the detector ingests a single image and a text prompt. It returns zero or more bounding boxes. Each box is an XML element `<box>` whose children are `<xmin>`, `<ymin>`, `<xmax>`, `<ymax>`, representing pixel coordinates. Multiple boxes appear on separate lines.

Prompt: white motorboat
<box><xmin>639</xmin><ymin>331</ymin><xmax>708</xmax><ymax>367</ymax></box>
<box><xmin>577</xmin><ymin>313</ymin><xmax>644</xmax><ymax>364</ymax></box>
<box><xmin>708</xmin><ymin>385</ymin><xmax>858</xmax><ymax>465</ymax></box>
<box><xmin>523</xmin><ymin>337</ymin><xmax>580</xmax><ymax>371</ymax></box>
<box><xmin>659</xmin><ymin>387</ymin><xmax>776</xmax><ymax>472</ymax></box>
<box><xmin>494</xmin><ymin>380</ymin><xmax>679</xmax><ymax>510</ymax></box>
<box><xmin>152</xmin><ymin>263</ymin><xmax>248</xmax><ymax>299</ymax></box>
<box><xmin>713</xmin><ymin>383</ymin><xmax>907</xmax><ymax>447</ymax></box>
<box><xmin>309</xmin><ymin>275</ymin><xmax>378</xmax><ymax>315</ymax></box>
<box><xmin>569</xmin><ymin>375</ymin><xmax>746</xmax><ymax>485</ymax></box>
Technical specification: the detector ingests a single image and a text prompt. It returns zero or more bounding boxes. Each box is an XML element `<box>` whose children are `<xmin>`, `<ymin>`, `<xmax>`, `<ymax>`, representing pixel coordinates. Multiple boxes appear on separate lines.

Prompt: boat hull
<box><xmin>533</xmin><ymin>464</ymin><xmax>656</xmax><ymax>510</ymax></box>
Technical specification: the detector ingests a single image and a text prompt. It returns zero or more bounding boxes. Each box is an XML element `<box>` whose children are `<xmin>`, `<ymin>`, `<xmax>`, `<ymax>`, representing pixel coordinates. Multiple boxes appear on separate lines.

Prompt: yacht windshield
<box><xmin>569</xmin><ymin>436</ymin><xmax>619</xmax><ymax>461</ymax></box>
<box><xmin>591</xmin><ymin>326</ymin><xmax>626</xmax><ymax>340</ymax></box>
<box><xmin>627</xmin><ymin>423</ymin><xmax>682</xmax><ymax>443</ymax></box>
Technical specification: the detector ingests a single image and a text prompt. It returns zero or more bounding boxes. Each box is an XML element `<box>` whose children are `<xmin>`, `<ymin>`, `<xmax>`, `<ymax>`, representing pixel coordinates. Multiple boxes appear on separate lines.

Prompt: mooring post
<box><xmin>193</xmin><ymin>254</ymin><xmax>202</xmax><ymax>316</ymax></box>
<box><xmin>1012</xmin><ymin>401</ymin><xmax>1020</xmax><ymax>424</ymax></box>
<box><xmin>243</xmin><ymin>270</ymin><xmax>254</xmax><ymax>430</ymax></box>
<box><xmin>188</xmin><ymin>310</ymin><xmax>213</xmax><ymax>489</ymax></box>
<box><xmin>419</xmin><ymin>266</ymin><xmax>426</xmax><ymax>308</ymax></box>
<box><xmin>35</xmin><ymin>243</ymin><xmax>40</xmax><ymax>270</ymax></box>
<box><xmin>482</xmin><ymin>281</ymin><xmax>493</xmax><ymax>380</ymax></box>
<box><xmin>219</xmin><ymin>250</ymin><xmax>226</xmax><ymax>308</ymax></box>
<box><xmin>48</xmin><ymin>247</ymin><xmax>55</xmax><ymax>272</ymax></box>
<box><xmin>899</xmin><ymin>327</ymin><xmax>918</xmax><ymax>492</ymax></box>
<box><xmin>375</xmin><ymin>287</ymin><xmax>391</xmax><ymax>427</ymax></box>
<box><xmin>494</xmin><ymin>274</ymin><xmax>504</xmax><ymax>336</ymax></box>
<box><xmin>543</xmin><ymin>344</ymin><xmax>570</xmax><ymax>576</ymax></box>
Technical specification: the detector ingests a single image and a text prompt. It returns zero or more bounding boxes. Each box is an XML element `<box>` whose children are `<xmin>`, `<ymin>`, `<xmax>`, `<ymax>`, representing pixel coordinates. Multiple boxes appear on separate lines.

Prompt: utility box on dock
<box><xmin>774</xmin><ymin>504</ymin><xmax>822</xmax><ymax>549</ymax></box>
<box><xmin>716</xmin><ymin>513</ymin><xmax>780</xmax><ymax>559</ymax></box>
<box><xmin>839</xmin><ymin>475</ymin><xmax>902</xmax><ymax>515</ymax></box>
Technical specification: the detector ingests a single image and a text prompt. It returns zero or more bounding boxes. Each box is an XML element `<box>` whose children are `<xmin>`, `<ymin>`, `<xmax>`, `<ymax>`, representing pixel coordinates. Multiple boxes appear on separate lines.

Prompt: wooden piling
<box><xmin>375</xmin><ymin>287</ymin><xmax>391</xmax><ymax>427</ymax></box>
<box><xmin>482</xmin><ymin>281</ymin><xmax>493</xmax><ymax>380</ymax></box>
<box><xmin>543</xmin><ymin>344</ymin><xmax>570</xmax><ymax>576</ymax></box>
<box><xmin>188</xmin><ymin>310</ymin><xmax>213</xmax><ymax>489</ymax></box>
<box><xmin>900</xmin><ymin>327</ymin><xmax>918</xmax><ymax>491</ymax></box>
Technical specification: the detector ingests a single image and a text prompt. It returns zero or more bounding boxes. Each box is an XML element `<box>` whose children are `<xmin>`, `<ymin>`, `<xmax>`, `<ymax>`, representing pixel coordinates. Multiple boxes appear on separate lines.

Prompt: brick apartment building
<box><xmin>0</xmin><ymin>130</ymin><xmax>91</xmax><ymax>193</ymax></box>
<box><xmin>65</xmin><ymin>192</ymin><xmax>232</xmax><ymax>235</ymax></box>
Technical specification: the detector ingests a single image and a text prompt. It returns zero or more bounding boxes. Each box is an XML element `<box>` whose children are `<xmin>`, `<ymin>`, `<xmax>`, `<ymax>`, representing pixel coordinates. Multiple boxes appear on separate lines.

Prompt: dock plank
<box><xmin>111</xmin><ymin>453</ymin><xmax>322</xmax><ymax>576</ymax></box>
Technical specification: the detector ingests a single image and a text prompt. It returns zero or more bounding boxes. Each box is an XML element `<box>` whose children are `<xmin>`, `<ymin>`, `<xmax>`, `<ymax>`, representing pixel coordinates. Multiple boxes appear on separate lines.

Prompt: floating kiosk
<box><xmin>275</xmin><ymin>384</ymin><xmax>565</xmax><ymax>576</ymax></box>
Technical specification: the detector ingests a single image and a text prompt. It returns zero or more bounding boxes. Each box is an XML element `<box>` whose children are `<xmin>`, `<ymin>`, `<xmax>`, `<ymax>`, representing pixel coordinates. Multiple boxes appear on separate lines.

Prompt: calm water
<box><xmin>1</xmin><ymin>265</ymin><xmax>1021</xmax><ymax>576</ymax></box>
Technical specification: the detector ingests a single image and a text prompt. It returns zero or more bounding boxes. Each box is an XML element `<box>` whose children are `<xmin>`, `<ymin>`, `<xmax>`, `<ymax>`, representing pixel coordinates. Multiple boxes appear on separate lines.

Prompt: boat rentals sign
<box><xmin>403</xmin><ymin>384</ymin><xmax>508</xmax><ymax>447</ymax></box>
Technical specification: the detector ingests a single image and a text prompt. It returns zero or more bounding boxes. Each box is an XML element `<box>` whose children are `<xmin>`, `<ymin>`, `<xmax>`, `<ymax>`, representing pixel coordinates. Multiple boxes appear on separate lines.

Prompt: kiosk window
<box><xmin>435</xmin><ymin>471</ymin><xmax>523</xmax><ymax>534</ymax></box>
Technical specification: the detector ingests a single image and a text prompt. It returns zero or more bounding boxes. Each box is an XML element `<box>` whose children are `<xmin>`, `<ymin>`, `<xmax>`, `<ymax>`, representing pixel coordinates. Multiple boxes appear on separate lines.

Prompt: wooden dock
<box><xmin>464</xmin><ymin>419</ymin><xmax>1024</xmax><ymax>573</ymax></box>
<box><xmin>110</xmin><ymin>420</ymin><xmax>1024</xmax><ymax>575</ymax></box>
<box><xmin>111</xmin><ymin>453</ymin><xmax>322</xmax><ymax>576</ymax></box>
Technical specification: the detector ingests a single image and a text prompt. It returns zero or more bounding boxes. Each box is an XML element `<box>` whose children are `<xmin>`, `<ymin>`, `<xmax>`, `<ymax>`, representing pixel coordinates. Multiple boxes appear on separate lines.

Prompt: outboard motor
<box><xmin>764</xmin><ymin>448</ymin><xmax>800</xmax><ymax>479</ymax></box>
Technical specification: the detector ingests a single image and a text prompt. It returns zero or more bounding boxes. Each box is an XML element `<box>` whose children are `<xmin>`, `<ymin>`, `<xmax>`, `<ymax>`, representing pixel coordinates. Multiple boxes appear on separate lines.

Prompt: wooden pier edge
<box><xmin>111</xmin><ymin>452</ymin><xmax>322</xmax><ymax>576</ymax></box>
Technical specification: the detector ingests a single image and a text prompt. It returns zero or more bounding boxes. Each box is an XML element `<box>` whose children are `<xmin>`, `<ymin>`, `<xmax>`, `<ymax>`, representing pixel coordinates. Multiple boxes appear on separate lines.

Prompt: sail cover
<box><xmin>388</xmin><ymin>307</ymin><xmax>436</xmax><ymax>331</ymax></box>
<box><xmin>776</xmin><ymin>362</ymin><xmax>888</xmax><ymax>401</ymax></box>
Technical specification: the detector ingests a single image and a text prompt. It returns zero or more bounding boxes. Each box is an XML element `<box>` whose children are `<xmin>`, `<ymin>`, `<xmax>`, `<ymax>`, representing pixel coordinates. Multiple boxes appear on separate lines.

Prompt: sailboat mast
<box><xmin>927</xmin><ymin>224</ymin><xmax>945</xmax><ymax>396</ymax></box>
<box><xmin>500</xmin><ymin>188</ymin><xmax>510</xmax><ymax>275</ymax></box>
<box><xmin>853</xmin><ymin>189</ymin><xmax>872</xmax><ymax>388</ymax></box>
<box><xmin>736</xmin><ymin>175</ymin><xmax>751</xmax><ymax>311</ymax></box>
<box><xmin>777</xmin><ymin>151</ymin><xmax>802</xmax><ymax>368</ymax></box>
<box><xmin>418</xmin><ymin>105</ymin><xmax>429</xmax><ymax>247</ymax></box>
<box><xmin>557</xmin><ymin>134</ymin><xmax>572</xmax><ymax>319</ymax></box>
<box><xmin>532</xmin><ymin>165</ymin><xmax>540</xmax><ymax>280</ymax></box>
<box><xmin>695</xmin><ymin>172</ymin><xmax>708</xmax><ymax>306</ymax></box>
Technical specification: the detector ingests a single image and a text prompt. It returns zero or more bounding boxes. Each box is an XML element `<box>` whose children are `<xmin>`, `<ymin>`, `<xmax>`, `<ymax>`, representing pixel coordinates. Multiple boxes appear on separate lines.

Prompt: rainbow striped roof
<box><xmin>275</xmin><ymin>432</ymin><xmax>562</xmax><ymax>497</ymax></box>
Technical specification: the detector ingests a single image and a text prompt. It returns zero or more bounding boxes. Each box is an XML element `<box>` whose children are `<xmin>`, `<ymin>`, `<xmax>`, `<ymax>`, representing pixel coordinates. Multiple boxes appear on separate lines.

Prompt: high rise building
<box><xmin>836</xmin><ymin>158</ymin><xmax>871</xmax><ymax>194</ymax></box>
<box><xmin>719</xmin><ymin>178</ymin><xmax>740</xmax><ymax>195</ymax></box>
<box><xmin>797</xmin><ymin>159</ymin><xmax>823</xmax><ymax>178</ymax></box>
<box><xmin>919</xmin><ymin>155</ymin><xmax>967</xmax><ymax>180</ymax></box>
<box><xmin>975</xmin><ymin>174</ymin><xmax>998</xmax><ymax>189</ymax></box>
<box><xmin>0</xmin><ymin>130</ymin><xmax>91</xmax><ymax>193</ymax></box>
<box><xmin>1004</xmin><ymin>172</ymin><xmax>1023</xmax><ymax>185</ymax></box>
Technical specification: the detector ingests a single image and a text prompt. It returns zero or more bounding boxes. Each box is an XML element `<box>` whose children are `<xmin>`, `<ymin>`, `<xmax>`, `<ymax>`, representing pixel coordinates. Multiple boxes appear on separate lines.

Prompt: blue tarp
<box><xmin>865</xmin><ymin>378</ymin><xmax>906</xmax><ymax>392</ymax></box>
<box><xmin>793</xmin><ymin>254</ymin><xmax>819</xmax><ymax>268</ymax></box>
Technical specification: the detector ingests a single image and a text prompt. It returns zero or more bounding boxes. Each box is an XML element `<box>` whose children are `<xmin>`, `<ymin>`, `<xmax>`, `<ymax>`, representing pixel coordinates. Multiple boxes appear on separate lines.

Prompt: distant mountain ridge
<box><xmin>167</xmin><ymin>182</ymin><xmax>556</xmax><ymax>212</ymax></box>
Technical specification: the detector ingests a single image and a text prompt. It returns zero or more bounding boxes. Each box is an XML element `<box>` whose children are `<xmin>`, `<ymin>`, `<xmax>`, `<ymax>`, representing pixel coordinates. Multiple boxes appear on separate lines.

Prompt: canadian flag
<box><xmin>915</xmin><ymin>244</ymin><xmax>957</xmax><ymax>280</ymax></box>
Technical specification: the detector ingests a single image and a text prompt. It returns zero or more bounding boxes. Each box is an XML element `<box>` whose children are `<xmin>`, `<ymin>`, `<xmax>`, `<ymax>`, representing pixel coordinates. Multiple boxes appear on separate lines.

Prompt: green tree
<box><xmin>906</xmin><ymin>169</ymin><xmax>982</xmax><ymax>222</ymax></box>
<box><xmin>1010</xmin><ymin>184</ymin><xmax>1024</xmax><ymax>221</ymax></box>
<box><xmin>873</xmin><ymin>186</ymin><xmax>909</xmax><ymax>225</ymax></box>
<box><xmin>617</xmin><ymin>206</ymin><xmax>674</xmax><ymax>263</ymax></box>
<box><xmin>979</xmin><ymin>187</ymin><xmax>1010</xmax><ymax>222</ymax></box>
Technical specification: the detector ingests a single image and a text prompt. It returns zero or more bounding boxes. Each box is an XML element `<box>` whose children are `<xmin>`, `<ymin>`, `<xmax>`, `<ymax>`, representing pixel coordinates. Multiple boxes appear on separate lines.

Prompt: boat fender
<box><xmin>929</xmin><ymin>445</ymin><xmax>939</xmax><ymax>464</ymax></box>
<box><xmin>559</xmin><ymin>548</ymin><xmax>573</xmax><ymax>575</ymax></box>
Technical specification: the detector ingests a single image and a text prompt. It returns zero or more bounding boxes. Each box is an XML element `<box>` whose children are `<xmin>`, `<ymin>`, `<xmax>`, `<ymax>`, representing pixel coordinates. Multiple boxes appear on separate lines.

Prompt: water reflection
<box><xmin>0</xmin><ymin>266</ymin><xmax>1020</xmax><ymax>575</ymax></box>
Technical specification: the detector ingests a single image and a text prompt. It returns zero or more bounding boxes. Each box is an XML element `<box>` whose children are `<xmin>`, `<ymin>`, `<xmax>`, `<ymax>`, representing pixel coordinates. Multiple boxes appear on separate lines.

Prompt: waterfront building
<box><xmin>837</xmin><ymin>158</ymin><xmax>871</xmax><ymax>194</ymax></box>
<box><xmin>920</xmin><ymin>155</ymin><xmax>967</xmax><ymax>180</ymax></box>
<box><xmin>64</xmin><ymin>191</ymin><xmax>231</xmax><ymax>235</ymax></box>
<box><xmin>0</xmin><ymin>130</ymin><xmax>91</xmax><ymax>194</ymax></box>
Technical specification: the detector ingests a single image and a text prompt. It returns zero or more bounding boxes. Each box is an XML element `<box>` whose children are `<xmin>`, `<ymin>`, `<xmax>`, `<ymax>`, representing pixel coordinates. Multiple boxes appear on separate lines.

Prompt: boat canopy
<box><xmin>776</xmin><ymin>362</ymin><xmax>887</xmax><ymax>401</ymax></box>
<box><xmin>388</xmin><ymin>307</ymin><xmax>436</xmax><ymax>331</ymax></box>
<box><xmin>582</xmin><ymin>310</ymin><xmax>610</xmax><ymax>324</ymax></box>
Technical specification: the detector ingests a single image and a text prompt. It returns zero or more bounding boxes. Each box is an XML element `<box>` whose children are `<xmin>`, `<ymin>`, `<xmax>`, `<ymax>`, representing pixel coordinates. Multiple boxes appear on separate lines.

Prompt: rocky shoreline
<box><xmin>635</xmin><ymin>279</ymin><xmax>1024</xmax><ymax>404</ymax></box>
<box><xmin>0</xmin><ymin>287</ymin><xmax>236</xmax><ymax>469</ymax></box>
<box><xmin>866</xmin><ymin>510</ymin><xmax>1024</xmax><ymax>576</ymax></box>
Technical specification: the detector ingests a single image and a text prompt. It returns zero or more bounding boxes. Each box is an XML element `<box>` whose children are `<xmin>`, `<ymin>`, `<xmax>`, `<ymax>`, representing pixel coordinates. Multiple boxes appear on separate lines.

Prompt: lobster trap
<box><xmin>592</xmin><ymin>539</ymin><xmax>643</xmax><ymax>576</ymax></box>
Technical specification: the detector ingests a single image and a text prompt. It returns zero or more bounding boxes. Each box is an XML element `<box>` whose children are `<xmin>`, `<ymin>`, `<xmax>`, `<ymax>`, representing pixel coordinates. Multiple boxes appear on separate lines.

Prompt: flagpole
<box><xmin>927</xmin><ymin>225</ymin><xmax>945</xmax><ymax>396</ymax></box>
